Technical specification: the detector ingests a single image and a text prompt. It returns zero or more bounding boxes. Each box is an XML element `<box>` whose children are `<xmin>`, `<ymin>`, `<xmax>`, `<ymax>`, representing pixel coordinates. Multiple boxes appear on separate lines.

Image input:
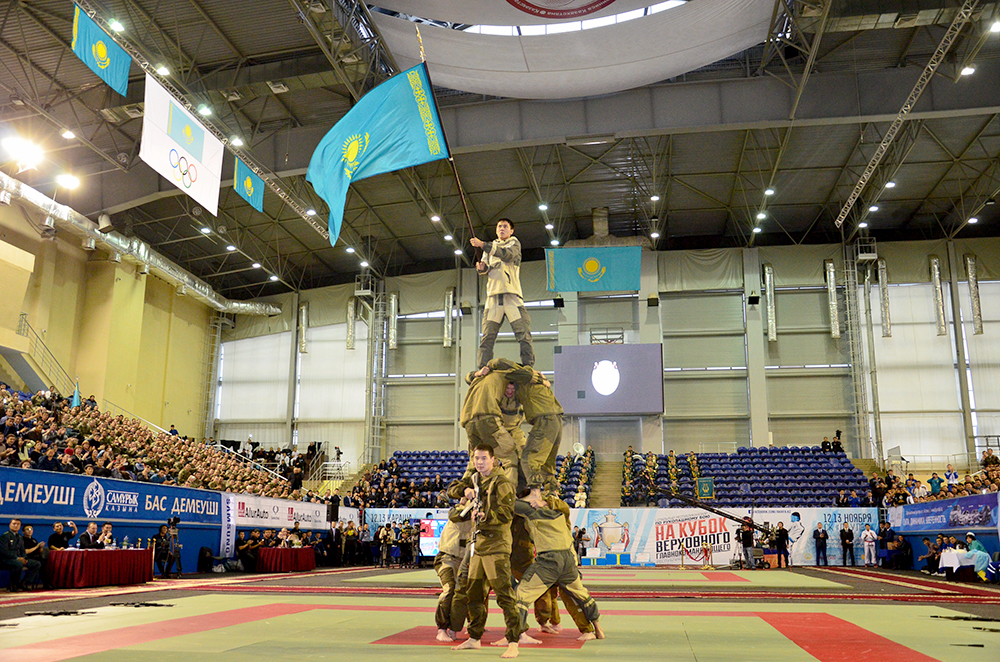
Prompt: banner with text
<box><xmin>887</xmin><ymin>493</ymin><xmax>999</xmax><ymax>533</ymax></box>
<box><xmin>365</xmin><ymin>507</ymin><xmax>450</xmax><ymax>530</ymax></box>
<box><xmin>568</xmin><ymin>506</ymin><xmax>877</xmax><ymax>567</ymax></box>
<box><xmin>224</xmin><ymin>492</ymin><xmax>328</xmax><ymax>531</ymax></box>
<box><xmin>0</xmin><ymin>466</ymin><xmax>220</xmax><ymax>525</ymax></box>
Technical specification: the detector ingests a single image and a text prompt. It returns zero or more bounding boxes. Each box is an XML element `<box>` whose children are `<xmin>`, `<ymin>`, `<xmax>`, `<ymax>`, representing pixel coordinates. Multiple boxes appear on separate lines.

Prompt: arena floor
<box><xmin>1</xmin><ymin>566</ymin><xmax>998</xmax><ymax>662</ymax></box>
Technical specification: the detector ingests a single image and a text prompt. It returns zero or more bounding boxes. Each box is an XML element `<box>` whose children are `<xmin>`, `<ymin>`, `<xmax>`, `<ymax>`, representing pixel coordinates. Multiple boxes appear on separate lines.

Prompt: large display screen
<box><xmin>420</xmin><ymin>518</ymin><xmax>448</xmax><ymax>556</ymax></box>
<box><xmin>553</xmin><ymin>343</ymin><xmax>664</xmax><ymax>415</ymax></box>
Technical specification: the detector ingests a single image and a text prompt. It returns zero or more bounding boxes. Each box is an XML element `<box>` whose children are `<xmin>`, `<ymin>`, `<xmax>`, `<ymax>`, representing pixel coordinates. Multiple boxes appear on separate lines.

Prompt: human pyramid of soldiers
<box><xmin>431</xmin><ymin>219</ymin><xmax>604</xmax><ymax>658</ymax></box>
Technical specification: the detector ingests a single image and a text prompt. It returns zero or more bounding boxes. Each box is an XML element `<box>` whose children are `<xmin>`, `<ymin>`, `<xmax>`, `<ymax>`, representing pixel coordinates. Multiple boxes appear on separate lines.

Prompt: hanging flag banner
<box><xmin>546</xmin><ymin>245</ymin><xmax>642</xmax><ymax>292</ymax></box>
<box><xmin>71</xmin><ymin>5</ymin><xmax>130</xmax><ymax>96</ymax></box>
<box><xmin>234</xmin><ymin>157</ymin><xmax>264</xmax><ymax>212</ymax></box>
<box><xmin>306</xmin><ymin>62</ymin><xmax>450</xmax><ymax>247</ymax></box>
<box><xmin>139</xmin><ymin>74</ymin><xmax>224</xmax><ymax>216</ymax></box>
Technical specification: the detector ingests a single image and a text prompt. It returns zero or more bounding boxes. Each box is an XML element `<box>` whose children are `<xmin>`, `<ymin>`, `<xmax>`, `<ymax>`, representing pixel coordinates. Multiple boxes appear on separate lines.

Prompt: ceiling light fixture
<box><xmin>269</xmin><ymin>274</ymin><xmax>279</xmax><ymax>282</ymax></box>
<box><xmin>231</xmin><ymin>136</ymin><xmax>244</xmax><ymax>147</ymax></box>
<box><xmin>752</xmin><ymin>227</ymin><xmax>762</xmax><ymax>234</ymax></box>
<box><xmin>305</xmin><ymin>209</ymin><xmax>316</xmax><ymax>216</ymax></box>
<box><xmin>197</xmin><ymin>104</ymin><xmax>212</xmax><ymax>116</ymax></box>
<box><xmin>61</xmin><ymin>130</ymin><xmax>75</xmax><ymax>140</ymax></box>
<box><xmin>650</xmin><ymin>231</ymin><xmax>660</xmax><ymax>239</ymax></box>
<box><xmin>992</xmin><ymin>20</ymin><xmax>1000</xmax><ymax>33</ymax></box>
<box><xmin>55</xmin><ymin>173</ymin><xmax>80</xmax><ymax>189</ymax></box>
<box><xmin>650</xmin><ymin>194</ymin><xmax>660</xmax><ymax>202</ymax></box>
<box><xmin>443</xmin><ymin>234</ymin><xmax>453</xmax><ymax>241</ymax></box>
<box><xmin>764</xmin><ymin>188</ymin><xmax>775</xmax><ymax>196</ymax></box>
<box><xmin>538</xmin><ymin>203</ymin><xmax>548</xmax><ymax>211</ymax></box>
<box><xmin>968</xmin><ymin>217</ymin><xmax>979</xmax><ymax>224</ymax></box>
<box><xmin>756</xmin><ymin>211</ymin><xmax>766</xmax><ymax>220</ymax></box>
<box><xmin>550</xmin><ymin>238</ymin><xmax>559</xmax><ymax>246</ymax></box>
<box><xmin>252</xmin><ymin>262</ymin><xmax>262</xmax><ymax>269</ymax></box>
<box><xmin>226</xmin><ymin>245</ymin><xmax>236</xmax><ymax>251</ymax></box>
<box><xmin>155</xmin><ymin>64</ymin><xmax>170</xmax><ymax>76</ymax></box>
<box><xmin>544</xmin><ymin>223</ymin><xmax>554</xmax><ymax>230</ymax></box>
<box><xmin>430</xmin><ymin>214</ymin><xmax>441</xmax><ymax>222</ymax></box>
<box><xmin>360</xmin><ymin>260</ymin><xmax>369</xmax><ymax>268</ymax></box>
<box><xmin>961</xmin><ymin>64</ymin><xmax>977</xmax><ymax>76</ymax></box>
<box><xmin>2</xmin><ymin>136</ymin><xmax>43</xmax><ymax>170</ymax></box>
<box><xmin>200</xmin><ymin>226</ymin><xmax>211</xmax><ymax>234</ymax></box>
<box><xmin>454</xmin><ymin>249</ymin><xmax>463</xmax><ymax>255</ymax></box>
<box><xmin>858</xmin><ymin>221</ymin><xmax>869</xmax><ymax>229</ymax></box>
<box><xmin>868</xmin><ymin>205</ymin><xmax>879</xmax><ymax>212</ymax></box>
<box><xmin>346</xmin><ymin>247</ymin><xmax>355</xmax><ymax>253</ymax></box>
<box><xmin>108</xmin><ymin>19</ymin><xmax>125</xmax><ymax>32</ymax></box>
<box><xmin>884</xmin><ymin>181</ymin><xmax>896</xmax><ymax>189</ymax></box>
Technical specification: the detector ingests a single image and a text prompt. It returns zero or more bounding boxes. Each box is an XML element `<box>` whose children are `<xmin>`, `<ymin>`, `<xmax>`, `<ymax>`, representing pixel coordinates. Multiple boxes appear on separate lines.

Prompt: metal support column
<box><xmin>843</xmin><ymin>243</ymin><xmax>876</xmax><ymax>463</ymax></box>
<box><xmin>743</xmin><ymin>248</ymin><xmax>769</xmax><ymax>447</ymax></box>
<box><xmin>361</xmin><ymin>277</ymin><xmax>388</xmax><ymax>465</ymax></box>
<box><xmin>946</xmin><ymin>241</ymin><xmax>977</xmax><ymax>456</ymax></box>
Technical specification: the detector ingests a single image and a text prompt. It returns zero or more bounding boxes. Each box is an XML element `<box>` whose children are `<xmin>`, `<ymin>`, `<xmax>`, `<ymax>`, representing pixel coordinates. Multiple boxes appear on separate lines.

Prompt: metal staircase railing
<box><xmin>16</xmin><ymin>313</ymin><xmax>74</xmax><ymax>396</ymax></box>
<box><xmin>360</xmin><ymin>275</ymin><xmax>388</xmax><ymax>466</ymax></box>
<box><xmin>842</xmin><ymin>245</ymin><xmax>874</xmax><ymax>464</ymax></box>
<box><xmin>200</xmin><ymin>314</ymin><xmax>225</xmax><ymax>441</ymax></box>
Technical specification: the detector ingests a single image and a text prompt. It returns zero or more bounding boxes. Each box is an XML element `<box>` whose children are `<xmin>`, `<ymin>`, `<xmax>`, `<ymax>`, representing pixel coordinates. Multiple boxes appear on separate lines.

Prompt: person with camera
<box><xmin>152</xmin><ymin>524</ymin><xmax>177</xmax><ymax>579</ymax></box>
<box><xmin>739</xmin><ymin>521</ymin><xmax>755</xmax><ymax>570</ymax></box>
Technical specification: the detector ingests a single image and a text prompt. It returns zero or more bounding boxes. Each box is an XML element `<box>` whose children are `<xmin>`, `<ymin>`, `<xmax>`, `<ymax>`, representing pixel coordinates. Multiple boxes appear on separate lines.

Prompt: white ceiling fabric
<box><xmin>372</xmin><ymin>0</ymin><xmax>655</xmax><ymax>25</ymax></box>
<box><xmin>373</xmin><ymin>0</ymin><xmax>773</xmax><ymax>100</ymax></box>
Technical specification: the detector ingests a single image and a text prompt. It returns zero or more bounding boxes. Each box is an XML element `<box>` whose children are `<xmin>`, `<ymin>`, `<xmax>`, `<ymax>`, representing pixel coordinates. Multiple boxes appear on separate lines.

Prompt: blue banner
<box><xmin>71</xmin><ymin>5</ymin><xmax>130</xmax><ymax>96</ymax></box>
<box><xmin>0</xmin><ymin>466</ymin><xmax>220</xmax><ymax>525</ymax></box>
<box><xmin>546</xmin><ymin>246</ymin><xmax>642</xmax><ymax>292</ymax></box>
<box><xmin>234</xmin><ymin>157</ymin><xmax>264</xmax><ymax>212</ymax></box>
<box><xmin>888</xmin><ymin>493</ymin><xmax>999</xmax><ymax>533</ymax></box>
<box><xmin>167</xmin><ymin>102</ymin><xmax>206</xmax><ymax>163</ymax></box>
<box><xmin>306</xmin><ymin>63</ymin><xmax>450</xmax><ymax>247</ymax></box>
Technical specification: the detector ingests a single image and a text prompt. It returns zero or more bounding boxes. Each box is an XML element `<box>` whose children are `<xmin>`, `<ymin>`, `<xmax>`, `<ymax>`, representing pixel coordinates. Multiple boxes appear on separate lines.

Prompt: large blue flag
<box><xmin>234</xmin><ymin>157</ymin><xmax>264</xmax><ymax>212</ymax></box>
<box><xmin>71</xmin><ymin>5</ymin><xmax>130</xmax><ymax>96</ymax></box>
<box><xmin>306</xmin><ymin>63</ymin><xmax>450</xmax><ymax>246</ymax></box>
<box><xmin>546</xmin><ymin>246</ymin><xmax>642</xmax><ymax>292</ymax></box>
<box><xmin>70</xmin><ymin>382</ymin><xmax>81</xmax><ymax>409</ymax></box>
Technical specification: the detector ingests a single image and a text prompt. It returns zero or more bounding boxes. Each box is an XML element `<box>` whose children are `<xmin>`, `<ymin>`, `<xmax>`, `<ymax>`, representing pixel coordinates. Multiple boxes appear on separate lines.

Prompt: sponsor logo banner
<box><xmin>365</xmin><ymin>507</ymin><xmax>450</xmax><ymax>530</ymax></box>
<box><xmin>226</xmin><ymin>492</ymin><xmax>327</xmax><ymax>530</ymax></box>
<box><xmin>887</xmin><ymin>493</ymin><xmax>998</xmax><ymax>533</ymax></box>
<box><xmin>0</xmin><ymin>467</ymin><xmax>219</xmax><ymax>524</ymax></box>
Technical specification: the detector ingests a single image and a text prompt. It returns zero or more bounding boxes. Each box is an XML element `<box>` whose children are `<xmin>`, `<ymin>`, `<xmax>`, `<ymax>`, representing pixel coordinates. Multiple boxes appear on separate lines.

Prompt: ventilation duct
<box><xmin>388</xmin><ymin>292</ymin><xmax>399</xmax><ymax>350</ymax></box>
<box><xmin>877</xmin><ymin>259</ymin><xmax>891</xmax><ymax>338</ymax></box>
<box><xmin>763</xmin><ymin>263</ymin><xmax>776</xmax><ymax>342</ymax></box>
<box><xmin>0</xmin><ymin>170</ymin><xmax>280</xmax><ymax>316</ymax></box>
<box><xmin>298</xmin><ymin>302</ymin><xmax>309</xmax><ymax>353</ymax></box>
<box><xmin>563</xmin><ymin>207</ymin><xmax>649</xmax><ymax>249</ymax></box>
<box><xmin>346</xmin><ymin>297</ymin><xmax>356</xmax><ymax>350</ymax></box>
<box><xmin>929</xmin><ymin>256</ymin><xmax>947</xmax><ymax>336</ymax></box>
<box><xmin>965</xmin><ymin>254</ymin><xmax>983</xmax><ymax>335</ymax></box>
<box><xmin>443</xmin><ymin>288</ymin><xmax>454</xmax><ymax>348</ymax></box>
<box><xmin>824</xmin><ymin>260</ymin><xmax>840</xmax><ymax>339</ymax></box>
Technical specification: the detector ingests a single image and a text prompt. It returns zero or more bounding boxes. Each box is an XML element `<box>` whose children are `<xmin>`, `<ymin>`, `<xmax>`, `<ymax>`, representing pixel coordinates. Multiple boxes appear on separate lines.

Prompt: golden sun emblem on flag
<box><xmin>182</xmin><ymin>124</ymin><xmax>194</xmax><ymax>145</ymax></box>
<box><xmin>579</xmin><ymin>256</ymin><xmax>606</xmax><ymax>282</ymax></box>
<box><xmin>244</xmin><ymin>175</ymin><xmax>254</xmax><ymax>197</ymax></box>
<box><xmin>341</xmin><ymin>133</ymin><xmax>369</xmax><ymax>180</ymax></box>
<box><xmin>92</xmin><ymin>40</ymin><xmax>111</xmax><ymax>70</ymax></box>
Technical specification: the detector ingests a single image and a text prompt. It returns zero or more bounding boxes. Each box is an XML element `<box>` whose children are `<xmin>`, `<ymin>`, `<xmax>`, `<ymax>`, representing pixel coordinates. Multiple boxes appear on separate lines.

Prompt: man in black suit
<box><xmin>78</xmin><ymin>522</ymin><xmax>104</xmax><ymax>549</ymax></box>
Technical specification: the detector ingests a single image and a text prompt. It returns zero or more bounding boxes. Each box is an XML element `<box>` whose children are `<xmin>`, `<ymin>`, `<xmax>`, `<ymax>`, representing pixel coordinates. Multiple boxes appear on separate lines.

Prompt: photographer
<box><xmin>152</xmin><ymin>524</ymin><xmax>178</xmax><ymax>579</ymax></box>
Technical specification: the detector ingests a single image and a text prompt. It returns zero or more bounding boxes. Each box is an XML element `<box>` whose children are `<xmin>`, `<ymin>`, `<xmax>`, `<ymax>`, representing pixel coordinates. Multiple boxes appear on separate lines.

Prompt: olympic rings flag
<box><xmin>139</xmin><ymin>74</ymin><xmax>224</xmax><ymax>216</ymax></box>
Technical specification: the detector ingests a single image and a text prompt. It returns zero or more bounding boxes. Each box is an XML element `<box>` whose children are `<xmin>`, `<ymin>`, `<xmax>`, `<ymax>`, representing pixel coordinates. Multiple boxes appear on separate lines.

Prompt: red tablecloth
<box><xmin>47</xmin><ymin>548</ymin><xmax>154</xmax><ymax>589</ymax></box>
<box><xmin>257</xmin><ymin>546</ymin><xmax>316</xmax><ymax>573</ymax></box>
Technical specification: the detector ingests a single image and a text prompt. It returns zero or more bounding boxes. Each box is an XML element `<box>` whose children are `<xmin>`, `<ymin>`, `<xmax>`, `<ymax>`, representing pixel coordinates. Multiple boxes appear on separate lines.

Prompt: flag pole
<box><xmin>415</xmin><ymin>26</ymin><xmax>480</xmax><ymax>263</ymax></box>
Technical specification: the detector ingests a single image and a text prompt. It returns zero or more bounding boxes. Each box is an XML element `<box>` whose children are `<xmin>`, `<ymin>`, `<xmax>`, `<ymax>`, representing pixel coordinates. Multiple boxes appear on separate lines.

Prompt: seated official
<box><xmin>47</xmin><ymin>521</ymin><xmax>78</xmax><ymax>550</ymax></box>
<box><xmin>1</xmin><ymin>518</ymin><xmax>41</xmax><ymax>592</ymax></box>
<box><xmin>78</xmin><ymin>522</ymin><xmax>105</xmax><ymax>549</ymax></box>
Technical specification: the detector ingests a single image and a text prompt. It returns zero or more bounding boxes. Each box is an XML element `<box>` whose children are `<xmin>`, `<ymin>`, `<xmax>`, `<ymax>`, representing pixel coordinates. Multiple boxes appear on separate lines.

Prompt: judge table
<box><xmin>47</xmin><ymin>548</ymin><xmax>154</xmax><ymax>588</ymax></box>
<box><xmin>257</xmin><ymin>546</ymin><xmax>316</xmax><ymax>573</ymax></box>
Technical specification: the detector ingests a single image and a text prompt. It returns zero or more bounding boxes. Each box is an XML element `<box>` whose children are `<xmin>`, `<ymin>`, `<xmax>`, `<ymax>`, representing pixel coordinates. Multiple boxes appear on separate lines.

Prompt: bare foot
<box><xmin>453</xmin><ymin>638</ymin><xmax>481</xmax><ymax>651</ymax></box>
<box><xmin>436</xmin><ymin>629</ymin><xmax>455</xmax><ymax>642</ymax></box>
<box><xmin>519</xmin><ymin>633</ymin><xmax>542</xmax><ymax>645</ymax></box>
<box><xmin>540</xmin><ymin>623</ymin><xmax>561</xmax><ymax>634</ymax></box>
<box><xmin>593</xmin><ymin>620</ymin><xmax>605</xmax><ymax>639</ymax></box>
<box><xmin>491</xmin><ymin>638</ymin><xmax>510</xmax><ymax>647</ymax></box>
<box><xmin>500</xmin><ymin>643</ymin><xmax>519</xmax><ymax>659</ymax></box>
<box><xmin>577</xmin><ymin>632</ymin><xmax>597</xmax><ymax>642</ymax></box>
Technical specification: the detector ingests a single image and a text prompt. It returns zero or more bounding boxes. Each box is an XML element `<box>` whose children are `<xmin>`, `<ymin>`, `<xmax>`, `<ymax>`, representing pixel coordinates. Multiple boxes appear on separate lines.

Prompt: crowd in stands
<box><xmin>557</xmin><ymin>448</ymin><xmax>595</xmax><ymax>507</ymax></box>
<box><xmin>621</xmin><ymin>448</ymin><xmax>697</xmax><ymax>506</ymax></box>
<box><xmin>0</xmin><ymin>382</ymin><xmax>311</xmax><ymax>501</ymax></box>
<box><xmin>231</xmin><ymin>520</ymin><xmax>374</xmax><ymax>573</ymax></box>
<box><xmin>349</xmin><ymin>456</ymin><xmax>455</xmax><ymax>510</ymax></box>
<box><xmin>872</xmin><ymin>459</ymin><xmax>1000</xmax><ymax>507</ymax></box>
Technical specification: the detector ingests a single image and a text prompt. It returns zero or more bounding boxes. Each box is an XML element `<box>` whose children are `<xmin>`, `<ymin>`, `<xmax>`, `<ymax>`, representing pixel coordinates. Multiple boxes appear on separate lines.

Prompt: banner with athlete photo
<box><xmin>887</xmin><ymin>493</ymin><xmax>998</xmax><ymax>533</ymax></box>
<box><xmin>568</xmin><ymin>506</ymin><xmax>877</xmax><ymax>567</ymax></box>
<box><xmin>140</xmin><ymin>73</ymin><xmax>224</xmax><ymax>215</ymax></box>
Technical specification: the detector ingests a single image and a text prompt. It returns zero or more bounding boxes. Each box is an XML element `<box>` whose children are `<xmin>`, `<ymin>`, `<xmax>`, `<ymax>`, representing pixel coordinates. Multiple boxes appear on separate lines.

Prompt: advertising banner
<box><xmin>365</xmin><ymin>507</ymin><xmax>450</xmax><ymax>530</ymax></box>
<box><xmin>224</xmin><ymin>492</ymin><xmax>328</xmax><ymax>531</ymax></box>
<box><xmin>0</xmin><ymin>466</ymin><xmax>219</xmax><ymax>525</ymax></box>
<box><xmin>569</xmin><ymin>506</ymin><xmax>877</xmax><ymax>567</ymax></box>
<box><xmin>887</xmin><ymin>493</ymin><xmax>999</xmax><ymax>533</ymax></box>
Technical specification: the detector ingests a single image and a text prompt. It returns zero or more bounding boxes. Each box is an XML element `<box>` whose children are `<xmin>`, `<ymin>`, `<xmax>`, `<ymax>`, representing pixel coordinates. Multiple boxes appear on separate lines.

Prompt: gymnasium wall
<box><xmin>0</xmin><ymin>200</ymin><xmax>214</xmax><ymax>436</ymax></box>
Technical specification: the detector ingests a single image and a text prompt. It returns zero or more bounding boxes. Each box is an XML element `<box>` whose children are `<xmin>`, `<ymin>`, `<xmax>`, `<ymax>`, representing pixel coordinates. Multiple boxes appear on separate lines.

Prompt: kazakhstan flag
<box><xmin>306</xmin><ymin>63</ymin><xmax>450</xmax><ymax>247</ymax></box>
<box><xmin>234</xmin><ymin>157</ymin><xmax>265</xmax><ymax>212</ymax></box>
<box><xmin>167</xmin><ymin>102</ymin><xmax>205</xmax><ymax>162</ymax></box>
<box><xmin>546</xmin><ymin>246</ymin><xmax>642</xmax><ymax>293</ymax></box>
<box><xmin>72</xmin><ymin>5</ymin><xmax>130</xmax><ymax>96</ymax></box>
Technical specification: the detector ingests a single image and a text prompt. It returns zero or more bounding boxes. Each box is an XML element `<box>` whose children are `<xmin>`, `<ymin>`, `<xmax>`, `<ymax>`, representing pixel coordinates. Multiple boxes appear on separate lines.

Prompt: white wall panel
<box><xmin>298</xmin><ymin>323</ymin><xmax>368</xmax><ymax>421</ymax></box>
<box><xmin>217</xmin><ymin>332</ymin><xmax>292</xmax><ymax>421</ymax></box>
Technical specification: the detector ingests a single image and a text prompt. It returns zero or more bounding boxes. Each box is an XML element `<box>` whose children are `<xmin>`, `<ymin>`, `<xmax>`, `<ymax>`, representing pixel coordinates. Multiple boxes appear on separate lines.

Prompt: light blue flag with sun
<box><xmin>71</xmin><ymin>5</ymin><xmax>130</xmax><ymax>96</ymax></box>
<box><xmin>546</xmin><ymin>246</ymin><xmax>642</xmax><ymax>293</ymax></box>
<box><xmin>306</xmin><ymin>63</ymin><xmax>450</xmax><ymax>247</ymax></box>
<box><xmin>70</xmin><ymin>381</ymin><xmax>81</xmax><ymax>409</ymax></box>
<box><xmin>234</xmin><ymin>157</ymin><xmax>264</xmax><ymax>212</ymax></box>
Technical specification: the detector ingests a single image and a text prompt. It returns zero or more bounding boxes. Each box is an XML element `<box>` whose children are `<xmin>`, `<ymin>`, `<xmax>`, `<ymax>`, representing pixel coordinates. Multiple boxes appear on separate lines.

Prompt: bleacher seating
<box><xmin>556</xmin><ymin>454</ymin><xmax>594</xmax><ymax>504</ymax></box>
<box><xmin>696</xmin><ymin>446</ymin><xmax>869</xmax><ymax>508</ymax></box>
